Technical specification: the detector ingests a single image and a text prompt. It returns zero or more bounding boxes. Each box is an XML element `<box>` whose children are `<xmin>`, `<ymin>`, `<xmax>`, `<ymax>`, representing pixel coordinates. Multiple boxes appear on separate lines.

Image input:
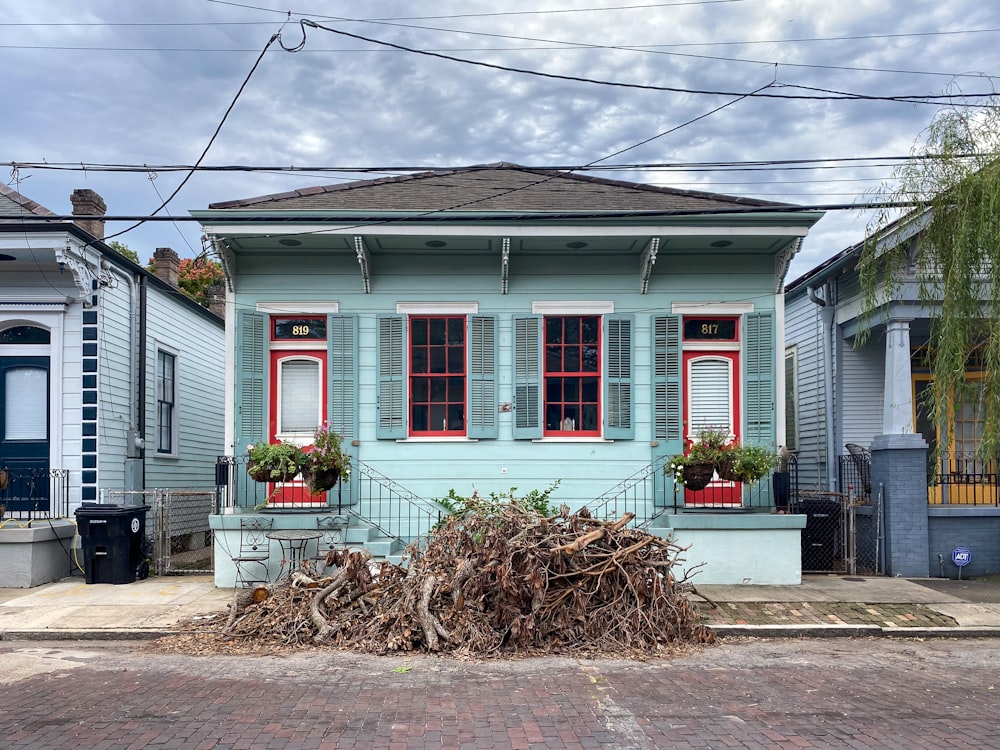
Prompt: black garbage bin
<box><xmin>75</xmin><ymin>503</ymin><xmax>150</xmax><ymax>584</ymax></box>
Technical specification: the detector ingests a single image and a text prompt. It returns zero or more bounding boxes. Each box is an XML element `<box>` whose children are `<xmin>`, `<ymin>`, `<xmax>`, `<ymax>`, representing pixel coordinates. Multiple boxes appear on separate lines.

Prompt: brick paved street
<box><xmin>1</xmin><ymin>638</ymin><xmax>999</xmax><ymax>749</ymax></box>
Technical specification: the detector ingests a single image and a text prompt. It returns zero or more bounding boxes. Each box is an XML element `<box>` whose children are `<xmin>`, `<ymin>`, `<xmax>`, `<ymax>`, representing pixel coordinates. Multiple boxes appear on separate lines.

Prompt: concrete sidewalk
<box><xmin>1</xmin><ymin>574</ymin><xmax>1000</xmax><ymax>641</ymax></box>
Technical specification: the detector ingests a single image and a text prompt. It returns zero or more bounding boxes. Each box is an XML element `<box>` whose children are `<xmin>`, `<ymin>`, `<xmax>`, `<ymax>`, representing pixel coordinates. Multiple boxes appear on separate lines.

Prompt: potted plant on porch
<box><xmin>301</xmin><ymin>423</ymin><xmax>350</xmax><ymax>494</ymax></box>
<box><xmin>246</xmin><ymin>441</ymin><xmax>306</xmax><ymax>483</ymax></box>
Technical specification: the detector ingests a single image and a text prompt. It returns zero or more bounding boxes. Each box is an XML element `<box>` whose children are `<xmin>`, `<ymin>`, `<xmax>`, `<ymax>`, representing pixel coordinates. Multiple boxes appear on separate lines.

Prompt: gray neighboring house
<box><xmin>784</xmin><ymin>217</ymin><xmax>1000</xmax><ymax>578</ymax></box>
<box><xmin>0</xmin><ymin>185</ymin><xmax>225</xmax><ymax>586</ymax></box>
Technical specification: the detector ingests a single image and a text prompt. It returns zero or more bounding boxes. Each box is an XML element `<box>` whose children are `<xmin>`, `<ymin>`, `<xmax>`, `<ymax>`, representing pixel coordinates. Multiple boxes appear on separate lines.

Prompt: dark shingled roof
<box><xmin>0</xmin><ymin>183</ymin><xmax>56</xmax><ymax>219</ymax></box>
<box><xmin>208</xmin><ymin>163</ymin><xmax>794</xmax><ymax>213</ymax></box>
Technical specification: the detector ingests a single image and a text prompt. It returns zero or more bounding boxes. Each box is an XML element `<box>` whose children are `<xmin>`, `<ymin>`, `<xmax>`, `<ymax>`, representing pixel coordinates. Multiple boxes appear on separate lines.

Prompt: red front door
<box><xmin>682</xmin><ymin>349</ymin><xmax>742</xmax><ymax>506</ymax></box>
<box><xmin>267</xmin><ymin>349</ymin><xmax>327</xmax><ymax>506</ymax></box>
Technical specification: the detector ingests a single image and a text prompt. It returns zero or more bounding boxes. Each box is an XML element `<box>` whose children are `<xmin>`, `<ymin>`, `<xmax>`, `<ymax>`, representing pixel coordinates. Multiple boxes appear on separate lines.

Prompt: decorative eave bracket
<box><xmin>55</xmin><ymin>243</ymin><xmax>101</xmax><ymax>308</ymax></box>
<box><xmin>206</xmin><ymin>235</ymin><xmax>236</xmax><ymax>293</ymax></box>
<box><xmin>500</xmin><ymin>238</ymin><xmax>511</xmax><ymax>295</ymax></box>
<box><xmin>355</xmin><ymin>236</ymin><xmax>372</xmax><ymax>294</ymax></box>
<box><xmin>640</xmin><ymin>237</ymin><xmax>660</xmax><ymax>295</ymax></box>
<box><xmin>775</xmin><ymin>238</ymin><xmax>801</xmax><ymax>293</ymax></box>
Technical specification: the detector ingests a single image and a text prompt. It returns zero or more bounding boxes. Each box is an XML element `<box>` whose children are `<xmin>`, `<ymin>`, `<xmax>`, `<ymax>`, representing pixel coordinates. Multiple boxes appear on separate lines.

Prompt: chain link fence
<box><xmin>100</xmin><ymin>488</ymin><xmax>215</xmax><ymax>575</ymax></box>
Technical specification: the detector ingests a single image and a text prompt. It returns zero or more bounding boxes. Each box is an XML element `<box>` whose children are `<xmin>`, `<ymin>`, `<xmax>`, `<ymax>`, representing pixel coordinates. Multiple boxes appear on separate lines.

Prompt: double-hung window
<box><xmin>156</xmin><ymin>350</ymin><xmax>176</xmax><ymax>454</ymax></box>
<box><xmin>544</xmin><ymin>316</ymin><xmax>600</xmax><ymax>435</ymax></box>
<box><xmin>377</xmin><ymin>311</ymin><xmax>497</xmax><ymax>439</ymax></box>
<box><xmin>409</xmin><ymin>316</ymin><xmax>466</xmax><ymax>435</ymax></box>
<box><xmin>514</xmin><ymin>309</ymin><xmax>633</xmax><ymax>440</ymax></box>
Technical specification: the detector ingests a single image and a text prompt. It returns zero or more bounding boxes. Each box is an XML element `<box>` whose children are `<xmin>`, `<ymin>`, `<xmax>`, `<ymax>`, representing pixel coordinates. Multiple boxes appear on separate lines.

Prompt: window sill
<box><xmin>532</xmin><ymin>437</ymin><xmax>613</xmax><ymax>443</ymax></box>
<box><xmin>396</xmin><ymin>437</ymin><xmax>480</xmax><ymax>443</ymax></box>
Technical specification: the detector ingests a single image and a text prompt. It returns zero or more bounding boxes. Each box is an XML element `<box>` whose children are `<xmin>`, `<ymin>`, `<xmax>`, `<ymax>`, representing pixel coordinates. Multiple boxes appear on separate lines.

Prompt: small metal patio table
<box><xmin>265</xmin><ymin>528</ymin><xmax>322</xmax><ymax>580</ymax></box>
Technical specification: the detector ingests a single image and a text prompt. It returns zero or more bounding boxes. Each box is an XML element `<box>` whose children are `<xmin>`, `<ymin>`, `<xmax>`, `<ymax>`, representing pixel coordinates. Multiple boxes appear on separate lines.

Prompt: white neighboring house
<box><xmin>0</xmin><ymin>185</ymin><xmax>225</xmax><ymax>585</ymax></box>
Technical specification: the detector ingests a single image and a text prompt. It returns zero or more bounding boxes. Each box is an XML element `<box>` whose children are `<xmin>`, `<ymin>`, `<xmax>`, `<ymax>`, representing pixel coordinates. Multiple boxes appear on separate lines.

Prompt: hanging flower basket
<box><xmin>303</xmin><ymin>467</ymin><xmax>340</xmax><ymax>494</ymax></box>
<box><xmin>247</xmin><ymin>465</ymin><xmax>299</xmax><ymax>483</ymax></box>
<box><xmin>716</xmin><ymin>453</ymin><xmax>738</xmax><ymax>482</ymax></box>
<box><xmin>679</xmin><ymin>461</ymin><xmax>715</xmax><ymax>491</ymax></box>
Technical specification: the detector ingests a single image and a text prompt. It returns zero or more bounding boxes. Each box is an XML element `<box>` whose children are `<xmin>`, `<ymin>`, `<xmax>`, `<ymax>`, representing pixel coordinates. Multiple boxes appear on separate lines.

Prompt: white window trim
<box><xmin>685</xmin><ymin>354</ymin><xmax>735</xmax><ymax>441</ymax></box>
<box><xmin>532</xmin><ymin>301</ymin><xmax>614</xmax><ymax>315</ymax></box>
<box><xmin>0</xmin><ymin>312</ymin><xmax>64</xmax><ymax>469</ymax></box>
<box><xmin>397</xmin><ymin>302</ymin><xmax>478</xmax><ymax>314</ymax></box>
<box><xmin>275</xmin><ymin>354</ymin><xmax>324</xmax><ymax>445</ymax></box>
<box><xmin>785</xmin><ymin>346</ymin><xmax>799</xmax><ymax>451</ymax></box>
<box><xmin>672</xmin><ymin>302</ymin><xmax>754</xmax><ymax>315</ymax></box>
<box><xmin>155</xmin><ymin>346</ymin><xmax>180</xmax><ymax>457</ymax></box>
<box><xmin>256</xmin><ymin>302</ymin><xmax>339</xmax><ymax>314</ymax></box>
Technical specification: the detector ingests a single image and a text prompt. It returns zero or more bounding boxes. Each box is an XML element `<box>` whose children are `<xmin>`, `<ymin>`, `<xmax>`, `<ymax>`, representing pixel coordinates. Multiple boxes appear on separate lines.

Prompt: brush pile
<box><xmin>168</xmin><ymin>502</ymin><xmax>714</xmax><ymax>658</ymax></box>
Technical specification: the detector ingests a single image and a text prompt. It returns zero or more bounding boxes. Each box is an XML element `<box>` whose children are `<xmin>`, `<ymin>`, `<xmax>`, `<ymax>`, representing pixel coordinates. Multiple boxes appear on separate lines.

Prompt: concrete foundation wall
<box><xmin>0</xmin><ymin>521</ymin><xmax>77</xmax><ymax>587</ymax></box>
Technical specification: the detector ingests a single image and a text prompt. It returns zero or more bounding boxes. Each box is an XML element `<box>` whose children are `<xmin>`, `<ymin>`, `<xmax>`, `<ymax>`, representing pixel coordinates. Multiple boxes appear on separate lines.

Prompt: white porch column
<box><xmin>882</xmin><ymin>318</ymin><xmax>914</xmax><ymax>434</ymax></box>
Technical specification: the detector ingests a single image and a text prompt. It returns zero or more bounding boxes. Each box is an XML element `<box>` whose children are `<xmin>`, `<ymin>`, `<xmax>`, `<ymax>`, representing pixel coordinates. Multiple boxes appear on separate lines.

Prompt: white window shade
<box><xmin>688</xmin><ymin>358</ymin><xmax>731</xmax><ymax>435</ymax></box>
<box><xmin>5</xmin><ymin>367</ymin><xmax>47</xmax><ymax>440</ymax></box>
<box><xmin>280</xmin><ymin>359</ymin><xmax>321</xmax><ymax>435</ymax></box>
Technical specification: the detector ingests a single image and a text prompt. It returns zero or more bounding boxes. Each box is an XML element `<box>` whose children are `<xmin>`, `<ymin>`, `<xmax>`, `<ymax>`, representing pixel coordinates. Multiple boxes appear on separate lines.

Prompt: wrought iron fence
<box><xmin>0</xmin><ymin>467</ymin><xmax>70</xmax><ymax>521</ymax></box>
<box><xmin>929</xmin><ymin>454</ymin><xmax>1000</xmax><ymax>506</ymax></box>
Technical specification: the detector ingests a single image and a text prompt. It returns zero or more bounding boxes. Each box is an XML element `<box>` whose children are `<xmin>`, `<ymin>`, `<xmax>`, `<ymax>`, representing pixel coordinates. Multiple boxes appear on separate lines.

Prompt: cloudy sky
<box><xmin>4</xmin><ymin>1</ymin><xmax>998</xmax><ymax>281</ymax></box>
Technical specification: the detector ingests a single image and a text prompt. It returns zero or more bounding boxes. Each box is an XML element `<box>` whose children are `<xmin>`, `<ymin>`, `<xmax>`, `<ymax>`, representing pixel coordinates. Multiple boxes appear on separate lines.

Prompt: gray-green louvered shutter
<box><xmin>468</xmin><ymin>314</ymin><xmax>498</xmax><ymax>439</ymax></box>
<box><xmin>376</xmin><ymin>314</ymin><xmax>406</xmax><ymax>439</ymax></box>
<box><xmin>328</xmin><ymin>313</ymin><xmax>358</xmax><ymax>445</ymax></box>
<box><xmin>235</xmin><ymin>310</ymin><xmax>266</xmax><ymax>453</ymax></box>
<box><xmin>653</xmin><ymin>315</ymin><xmax>683</xmax><ymax>455</ymax></box>
<box><xmin>604</xmin><ymin>313</ymin><xmax>634</xmax><ymax>439</ymax></box>
<box><xmin>513</xmin><ymin>314</ymin><xmax>542</xmax><ymax>439</ymax></box>
<box><xmin>743</xmin><ymin>311</ymin><xmax>775</xmax><ymax>446</ymax></box>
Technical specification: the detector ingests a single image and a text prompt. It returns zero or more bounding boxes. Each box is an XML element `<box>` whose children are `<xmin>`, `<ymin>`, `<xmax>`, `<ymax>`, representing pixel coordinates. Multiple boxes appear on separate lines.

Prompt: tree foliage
<box><xmin>177</xmin><ymin>257</ymin><xmax>224</xmax><ymax>307</ymax></box>
<box><xmin>860</xmin><ymin>98</ymin><xmax>1000</xmax><ymax>458</ymax></box>
<box><xmin>108</xmin><ymin>240</ymin><xmax>139</xmax><ymax>264</ymax></box>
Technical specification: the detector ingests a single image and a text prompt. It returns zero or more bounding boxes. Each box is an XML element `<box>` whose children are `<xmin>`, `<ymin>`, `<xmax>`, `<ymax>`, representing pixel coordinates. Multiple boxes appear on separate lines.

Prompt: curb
<box><xmin>1</xmin><ymin>629</ymin><xmax>181</xmax><ymax>641</ymax></box>
<box><xmin>709</xmin><ymin>623</ymin><xmax>1000</xmax><ymax>638</ymax></box>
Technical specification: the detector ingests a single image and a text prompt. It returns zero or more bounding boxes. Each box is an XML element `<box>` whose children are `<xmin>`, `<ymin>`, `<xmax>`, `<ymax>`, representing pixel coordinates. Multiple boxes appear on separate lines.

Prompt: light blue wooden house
<box><xmin>0</xmin><ymin>185</ymin><xmax>225</xmax><ymax>586</ymax></box>
<box><xmin>785</xmin><ymin>213</ymin><xmax>1000</xmax><ymax>577</ymax></box>
<box><xmin>197</xmin><ymin>165</ymin><xmax>823</xmax><ymax>585</ymax></box>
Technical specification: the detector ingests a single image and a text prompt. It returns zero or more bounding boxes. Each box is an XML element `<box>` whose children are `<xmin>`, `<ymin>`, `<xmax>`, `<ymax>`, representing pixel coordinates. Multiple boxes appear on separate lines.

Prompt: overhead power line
<box><xmin>3</xmin><ymin>153</ymin><xmax>990</xmax><ymax>175</ymax></box>
<box><xmin>293</xmin><ymin>19</ymin><xmax>997</xmax><ymax>104</ymax></box>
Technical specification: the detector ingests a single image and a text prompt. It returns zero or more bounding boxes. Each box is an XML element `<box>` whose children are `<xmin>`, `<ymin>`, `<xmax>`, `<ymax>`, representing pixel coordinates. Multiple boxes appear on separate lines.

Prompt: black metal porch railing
<box><xmin>584</xmin><ymin>454</ymin><xmax>798</xmax><ymax>525</ymax></box>
<box><xmin>215</xmin><ymin>455</ymin><xmax>444</xmax><ymax>548</ymax></box>
<box><xmin>583</xmin><ymin>455</ymin><xmax>672</xmax><ymax>528</ymax></box>
<box><xmin>0</xmin><ymin>467</ymin><xmax>71</xmax><ymax>521</ymax></box>
<box><xmin>929</xmin><ymin>454</ymin><xmax>1000</xmax><ymax>506</ymax></box>
<box><xmin>668</xmin><ymin>454</ymin><xmax>797</xmax><ymax>512</ymax></box>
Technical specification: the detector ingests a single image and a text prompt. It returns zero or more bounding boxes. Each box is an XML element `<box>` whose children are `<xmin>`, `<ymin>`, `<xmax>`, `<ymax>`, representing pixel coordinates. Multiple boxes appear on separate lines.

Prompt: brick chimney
<box><xmin>152</xmin><ymin>247</ymin><xmax>180</xmax><ymax>288</ymax></box>
<box><xmin>207</xmin><ymin>283</ymin><xmax>226</xmax><ymax>318</ymax></box>
<box><xmin>70</xmin><ymin>189</ymin><xmax>107</xmax><ymax>239</ymax></box>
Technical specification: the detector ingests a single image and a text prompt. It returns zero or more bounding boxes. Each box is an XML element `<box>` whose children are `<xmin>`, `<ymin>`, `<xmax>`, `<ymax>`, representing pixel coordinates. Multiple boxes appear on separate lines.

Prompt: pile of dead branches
<box><xmin>185</xmin><ymin>504</ymin><xmax>714</xmax><ymax>658</ymax></box>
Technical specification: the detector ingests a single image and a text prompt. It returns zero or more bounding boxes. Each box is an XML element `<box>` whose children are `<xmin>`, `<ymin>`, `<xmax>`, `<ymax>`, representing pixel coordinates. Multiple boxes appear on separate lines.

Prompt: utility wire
<box><xmin>5</xmin><ymin>153</ymin><xmax>991</xmax><ymax>175</ymax></box>
<box><xmin>298</xmin><ymin>19</ymin><xmax>996</xmax><ymax>103</ymax></box>
<box><xmin>98</xmin><ymin>31</ymin><xmax>282</xmax><ymax>244</ymax></box>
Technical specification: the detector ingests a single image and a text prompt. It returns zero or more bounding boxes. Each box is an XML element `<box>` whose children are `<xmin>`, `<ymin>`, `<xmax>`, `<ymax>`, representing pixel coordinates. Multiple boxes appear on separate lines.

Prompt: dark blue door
<box><xmin>0</xmin><ymin>356</ymin><xmax>50</xmax><ymax>512</ymax></box>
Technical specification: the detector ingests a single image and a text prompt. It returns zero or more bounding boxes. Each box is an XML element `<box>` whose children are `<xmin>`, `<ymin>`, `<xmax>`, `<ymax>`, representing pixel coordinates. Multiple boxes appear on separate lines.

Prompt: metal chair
<box><xmin>845</xmin><ymin>443</ymin><xmax>872</xmax><ymax>497</ymax></box>
<box><xmin>307</xmin><ymin>515</ymin><xmax>349</xmax><ymax>575</ymax></box>
<box><xmin>230</xmin><ymin>516</ymin><xmax>273</xmax><ymax>587</ymax></box>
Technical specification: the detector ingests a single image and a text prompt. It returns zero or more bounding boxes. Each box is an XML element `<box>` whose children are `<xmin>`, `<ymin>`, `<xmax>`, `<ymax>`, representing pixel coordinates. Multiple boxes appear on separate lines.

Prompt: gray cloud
<box><xmin>3</xmin><ymin>0</ymin><xmax>996</xmax><ymax>278</ymax></box>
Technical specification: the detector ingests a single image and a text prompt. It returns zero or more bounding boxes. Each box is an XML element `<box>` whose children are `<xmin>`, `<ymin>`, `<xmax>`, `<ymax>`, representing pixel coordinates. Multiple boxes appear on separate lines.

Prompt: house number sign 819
<box><xmin>273</xmin><ymin>317</ymin><xmax>327</xmax><ymax>340</ymax></box>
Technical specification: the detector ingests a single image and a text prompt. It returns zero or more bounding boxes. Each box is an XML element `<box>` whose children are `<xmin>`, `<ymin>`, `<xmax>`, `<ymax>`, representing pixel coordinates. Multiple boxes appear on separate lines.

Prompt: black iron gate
<box><xmin>796</xmin><ymin>452</ymin><xmax>883</xmax><ymax>574</ymax></box>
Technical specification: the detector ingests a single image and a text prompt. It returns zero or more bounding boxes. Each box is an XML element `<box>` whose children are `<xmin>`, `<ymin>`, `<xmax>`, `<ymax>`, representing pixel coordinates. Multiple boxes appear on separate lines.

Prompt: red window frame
<box><xmin>543</xmin><ymin>315</ymin><xmax>601</xmax><ymax>436</ymax></box>
<box><xmin>408</xmin><ymin>316</ymin><xmax>466</xmax><ymax>436</ymax></box>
